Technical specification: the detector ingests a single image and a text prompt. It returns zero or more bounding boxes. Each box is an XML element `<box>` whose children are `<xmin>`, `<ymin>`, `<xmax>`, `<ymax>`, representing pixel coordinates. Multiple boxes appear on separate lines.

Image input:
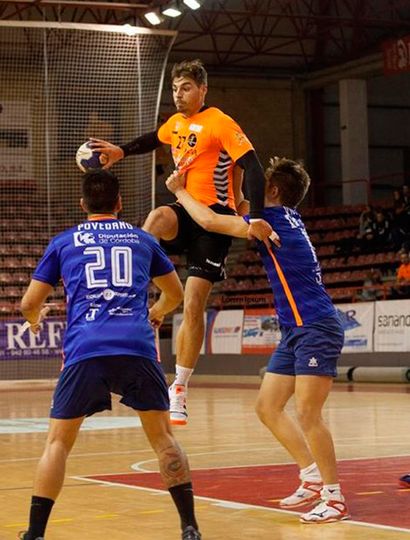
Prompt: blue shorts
<box><xmin>267</xmin><ymin>315</ymin><xmax>344</xmax><ymax>377</ymax></box>
<box><xmin>50</xmin><ymin>356</ymin><xmax>169</xmax><ymax>419</ymax></box>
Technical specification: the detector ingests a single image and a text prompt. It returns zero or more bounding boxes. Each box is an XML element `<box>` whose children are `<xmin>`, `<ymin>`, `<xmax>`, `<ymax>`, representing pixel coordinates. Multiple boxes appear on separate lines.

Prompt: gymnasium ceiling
<box><xmin>1</xmin><ymin>0</ymin><xmax>410</xmax><ymax>76</ymax></box>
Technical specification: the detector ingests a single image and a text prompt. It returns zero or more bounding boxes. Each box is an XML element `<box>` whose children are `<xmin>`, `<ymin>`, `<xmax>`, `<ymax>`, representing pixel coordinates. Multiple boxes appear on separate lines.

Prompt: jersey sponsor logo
<box><xmin>188</xmin><ymin>123</ymin><xmax>203</xmax><ymax>132</ymax></box>
<box><xmin>308</xmin><ymin>356</ymin><xmax>318</xmax><ymax>367</ymax></box>
<box><xmin>73</xmin><ymin>231</ymin><xmax>96</xmax><ymax>247</ymax></box>
<box><xmin>108</xmin><ymin>306</ymin><xmax>133</xmax><ymax>317</ymax></box>
<box><xmin>187</xmin><ymin>133</ymin><xmax>197</xmax><ymax>147</ymax></box>
<box><xmin>86</xmin><ymin>290</ymin><xmax>136</xmax><ymax>301</ymax></box>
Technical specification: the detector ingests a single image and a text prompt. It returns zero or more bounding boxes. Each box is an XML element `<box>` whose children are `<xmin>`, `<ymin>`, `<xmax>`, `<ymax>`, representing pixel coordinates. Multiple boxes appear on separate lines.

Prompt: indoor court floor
<box><xmin>0</xmin><ymin>382</ymin><xmax>409</xmax><ymax>539</ymax></box>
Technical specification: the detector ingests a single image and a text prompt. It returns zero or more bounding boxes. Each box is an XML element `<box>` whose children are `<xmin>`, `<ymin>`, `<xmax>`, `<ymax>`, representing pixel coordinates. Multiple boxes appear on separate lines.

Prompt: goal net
<box><xmin>0</xmin><ymin>21</ymin><xmax>175</xmax><ymax>380</ymax></box>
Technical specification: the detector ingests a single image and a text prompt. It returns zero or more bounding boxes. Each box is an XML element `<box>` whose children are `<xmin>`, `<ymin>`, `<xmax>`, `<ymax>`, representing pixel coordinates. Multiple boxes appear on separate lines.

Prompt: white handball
<box><xmin>76</xmin><ymin>141</ymin><xmax>102</xmax><ymax>173</ymax></box>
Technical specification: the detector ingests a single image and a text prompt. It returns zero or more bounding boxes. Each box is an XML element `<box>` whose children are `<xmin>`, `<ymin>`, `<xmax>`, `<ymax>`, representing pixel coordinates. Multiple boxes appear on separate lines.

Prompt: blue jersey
<box><xmin>246</xmin><ymin>207</ymin><xmax>336</xmax><ymax>327</ymax></box>
<box><xmin>32</xmin><ymin>218</ymin><xmax>174</xmax><ymax>367</ymax></box>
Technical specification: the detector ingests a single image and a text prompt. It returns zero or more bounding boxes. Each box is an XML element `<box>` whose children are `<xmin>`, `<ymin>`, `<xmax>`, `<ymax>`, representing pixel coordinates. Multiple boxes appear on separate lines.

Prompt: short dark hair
<box><xmin>171</xmin><ymin>59</ymin><xmax>208</xmax><ymax>86</ymax></box>
<box><xmin>82</xmin><ymin>169</ymin><xmax>120</xmax><ymax>213</ymax></box>
<box><xmin>265</xmin><ymin>157</ymin><xmax>311</xmax><ymax>208</ymax></box>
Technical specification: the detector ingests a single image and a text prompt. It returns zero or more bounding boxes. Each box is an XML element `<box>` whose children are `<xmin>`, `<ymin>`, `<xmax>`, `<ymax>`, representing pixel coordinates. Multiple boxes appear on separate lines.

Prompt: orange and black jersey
<box><xmin>120</xmin><ymin>106</ymin><xmax>265</xmax><ymax>217</ymax></box>
<box><xmin>157</xmin><ymin>107</ymin><xmax>253</xmax><ymax>210</ymax></box>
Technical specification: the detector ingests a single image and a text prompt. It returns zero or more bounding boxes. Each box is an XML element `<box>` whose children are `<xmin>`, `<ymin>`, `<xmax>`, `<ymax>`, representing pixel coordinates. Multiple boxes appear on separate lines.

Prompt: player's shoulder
<box><xmin>162</xmin><ymin>112</ymin><xmax>185</xmax><ymax>125</ymax></box>
<box><xmin>204</xmin><ymin>106</ymin><xmax>233</xmax><ymax>121</ymax></box>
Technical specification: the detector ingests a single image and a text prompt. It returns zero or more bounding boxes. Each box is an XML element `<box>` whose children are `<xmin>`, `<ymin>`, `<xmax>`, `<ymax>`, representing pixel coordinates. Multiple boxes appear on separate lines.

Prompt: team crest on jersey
<box><xmin>187</xmin><ymin>133</ymin><xmax>197</xmax><ymax>147</ymax></box>
<box><xmin>73</xmin><ymin>231</ymin><xmax>96</xmax><ymax>247</ymax></box>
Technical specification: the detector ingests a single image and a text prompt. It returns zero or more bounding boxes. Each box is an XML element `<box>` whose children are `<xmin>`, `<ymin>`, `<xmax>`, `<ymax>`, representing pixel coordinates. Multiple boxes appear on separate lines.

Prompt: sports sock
<box><xmin>169</xmin><ymin>482</ymin><xmax>198</xmax><ymax>530</ymax></box>
<box><xmin>300</xmin><ymin>462</ymin><xmax>321</xmax><ymax>482</ymax></box>
<box><xmin>323</xmin><ymin>483</ymin><xmax>344</xmax><ymax>500</ymax></box>
<box><xmin>27</xmin><ymin>496</ymin><xmax>54</xmax><ymax>539</ymax></box>
<box><xmin>174</xmin><ymin>365</ymin><xmax>194</xmax><ymax>387</ymax></box>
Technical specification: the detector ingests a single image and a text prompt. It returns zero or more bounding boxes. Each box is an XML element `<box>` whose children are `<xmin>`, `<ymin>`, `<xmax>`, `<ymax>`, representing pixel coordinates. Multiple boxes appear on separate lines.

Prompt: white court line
<box><xmin>70</xmin><ymin>475</ymin><xmax>410</xmax><ymax>535</ymax></box>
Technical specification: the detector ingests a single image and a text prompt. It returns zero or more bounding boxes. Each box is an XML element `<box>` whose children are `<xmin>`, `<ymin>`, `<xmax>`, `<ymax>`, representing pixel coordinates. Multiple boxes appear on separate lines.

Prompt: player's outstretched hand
<box><xmin>248</xmin><ymin>219</ymin><xmax>273</xmax><ymax>242</ymax></box>
<box><xmin>166</xmin><ymin>171</ymin><xmax>186</xmax><ymax>194</ymax></box>
<box><xmin>88</xmin><ymin>138</ymin><xmax>124</xmax><ymax>169</ymax></box>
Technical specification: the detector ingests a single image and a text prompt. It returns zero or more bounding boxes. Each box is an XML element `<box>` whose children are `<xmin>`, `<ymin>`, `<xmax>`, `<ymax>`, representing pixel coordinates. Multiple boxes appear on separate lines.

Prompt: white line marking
<box><xmin>71</xmin><ymin>476</ymin><xmax>410</xmax><ymax>534</ymax></box>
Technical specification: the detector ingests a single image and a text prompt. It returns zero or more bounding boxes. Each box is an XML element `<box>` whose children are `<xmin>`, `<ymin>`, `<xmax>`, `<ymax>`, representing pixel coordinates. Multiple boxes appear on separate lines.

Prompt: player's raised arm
<box><xmin>166</xmin><ymin>172</ymin><xmax>249</xmax><ymax>238</ymax></box>
<box><xmin>235</xmin><ymin>150</ymin><xmax>273</xmax><ymax>241</ymax></box>
<box><xmin>89</xmin><ymin>130</ymin><xmax>162</xmax><ymax>169</ymax></box>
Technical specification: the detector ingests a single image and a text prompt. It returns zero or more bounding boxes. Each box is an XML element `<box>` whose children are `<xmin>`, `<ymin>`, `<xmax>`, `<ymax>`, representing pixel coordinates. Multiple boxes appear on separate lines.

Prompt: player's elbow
<box><xmin>20</xmin><ymin>294</ymin><xmax>36</xmax><ymax>315</ymax></box>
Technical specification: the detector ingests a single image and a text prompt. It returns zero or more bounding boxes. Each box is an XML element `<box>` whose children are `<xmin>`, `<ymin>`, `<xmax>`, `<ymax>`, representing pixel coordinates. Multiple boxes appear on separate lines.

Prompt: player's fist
<box><xmin>88</xmin><ymin>138</ymin><xmax>124</xmax><ymax>169</ymax></box>
<box><xmin>166</xmin><ymin>171</ymin><xmax>186</xmax><ymax>194</ymax></box>
<box><xmin>248</xmin><ymin>219</ymin><xmax>273</xmax><ymax>241</ymax></box>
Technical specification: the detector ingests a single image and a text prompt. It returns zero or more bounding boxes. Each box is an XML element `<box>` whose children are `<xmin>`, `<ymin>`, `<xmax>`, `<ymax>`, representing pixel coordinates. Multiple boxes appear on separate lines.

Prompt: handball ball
<box><xmin>76</xmin><ymin>142</ymin><xmax>102</xmax><ymax>173</ymax></box>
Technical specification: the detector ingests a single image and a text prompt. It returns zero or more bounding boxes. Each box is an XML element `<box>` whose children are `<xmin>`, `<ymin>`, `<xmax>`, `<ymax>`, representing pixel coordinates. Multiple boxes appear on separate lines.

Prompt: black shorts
<box><xmin>161</xmin><ymin>202</ymin><xmax>235</xmax><ymax>283</ymax></box>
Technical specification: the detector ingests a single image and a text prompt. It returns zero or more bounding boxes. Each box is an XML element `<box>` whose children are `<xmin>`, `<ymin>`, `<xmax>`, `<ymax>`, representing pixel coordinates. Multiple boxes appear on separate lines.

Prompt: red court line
<box><xmin>86</xmin><ymin>456</ymin><xmax>410</xmax><ymax>530</ymax></box>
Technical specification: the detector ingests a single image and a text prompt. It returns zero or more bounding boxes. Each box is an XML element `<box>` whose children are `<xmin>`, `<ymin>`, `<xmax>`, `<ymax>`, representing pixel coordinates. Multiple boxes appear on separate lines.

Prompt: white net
<box><xmin>0</xmin><ymin>22</ymin><xmax>175</xmax><ymax>379</ymax></box>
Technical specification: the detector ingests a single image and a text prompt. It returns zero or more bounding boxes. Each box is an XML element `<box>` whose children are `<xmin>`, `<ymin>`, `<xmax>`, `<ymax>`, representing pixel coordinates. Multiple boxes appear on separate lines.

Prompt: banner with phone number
<box><xmin>0</xmin><ymin>317</ymin><xmax>66</xmax><ymax>361</ymax></box>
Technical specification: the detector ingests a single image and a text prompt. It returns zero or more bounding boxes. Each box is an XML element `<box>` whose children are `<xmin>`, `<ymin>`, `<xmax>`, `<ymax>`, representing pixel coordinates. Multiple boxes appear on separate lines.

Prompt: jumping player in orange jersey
<box><xmin>91</xmin><ymin>59</ymin><xmax>272</xmax><ymax>425</ymax></box>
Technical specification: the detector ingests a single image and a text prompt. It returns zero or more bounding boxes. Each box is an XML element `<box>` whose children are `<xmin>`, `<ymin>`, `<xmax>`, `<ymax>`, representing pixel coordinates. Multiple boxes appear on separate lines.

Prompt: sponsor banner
<box><xmin>0</xmin><ymin>317</ymin><xmax>66</xmax><ymax>361</ymax></box>
<box><xmin>382</xmin><ymin>35</ymin><xmax>410</xmax><ymax>75</ymax></box>
<box><xmin>0</xmin><ymin>101</ymin><xmax>33</xmax><ymax>181</ymax></box>
<box><xmin>171</xmin><ymin>313</ymin><xmax>206</xmax><ymax>355</ymax></box>
<box><xmin>337</xmin><ymin>302</ymin><xmax>374</xmax><ymax>353</ymax></box>
<box><xmin>375</xmin><ymin>299</ymin><xmax>410</xmax><ymax>352</ymax></box>
<box><xmin>242</xmin><ymin>308</ymin><xmax>280</xmax><ymax>355</ymax></box>
<box><xmin>206</xmin><ymin>310</ymin><xmax>244</xmax><ymax>354</ymax></box>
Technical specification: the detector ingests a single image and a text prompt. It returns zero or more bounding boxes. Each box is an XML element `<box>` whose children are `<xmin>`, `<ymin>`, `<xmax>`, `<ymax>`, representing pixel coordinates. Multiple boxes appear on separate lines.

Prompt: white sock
<box><xmin>300</xmin><ymin>462</ymin><xmax>322</xmax><ymax>482</ymax></box>
<box><xmin>323</xmin><ymin>483</ymin><xmax>343</xmax><ymax>501</ymax></box>
<box><xmin>174</xmin><ymin>364</ymin><xmax>194</xmax><ymax>387</ymax></box>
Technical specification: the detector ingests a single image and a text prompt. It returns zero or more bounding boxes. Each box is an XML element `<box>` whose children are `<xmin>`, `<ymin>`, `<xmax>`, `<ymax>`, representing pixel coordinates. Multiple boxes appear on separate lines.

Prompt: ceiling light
<box><xmin>144</xmin><ymin>10</ymin><xmax>164</xmax><ymax>25</ymax></box>
<box><xmin>162</xmin><ymin>5</ymin><xmax>182</xmax><ymax>17</ymax></box>
<box><xmin>122</xmin><ymin>24</ymin><xmax>138</xmax><ymax>36</ymax></box>
<box><xmin>183</xmin><ymin>0</ymin><xmax>201</xmax><ymax>9</ymax></box>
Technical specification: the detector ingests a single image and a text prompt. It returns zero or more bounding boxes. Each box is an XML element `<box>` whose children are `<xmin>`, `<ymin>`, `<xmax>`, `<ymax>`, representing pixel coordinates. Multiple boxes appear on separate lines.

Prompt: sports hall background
<box><xmin>0</xmin><ymin>3</ymin><xmax>409</xmax><ymax>540</ymax></box>
<box><xmin>0</xmin><ymin>0</ymin><xmax>409</xmax><ymax>382</ymax></box>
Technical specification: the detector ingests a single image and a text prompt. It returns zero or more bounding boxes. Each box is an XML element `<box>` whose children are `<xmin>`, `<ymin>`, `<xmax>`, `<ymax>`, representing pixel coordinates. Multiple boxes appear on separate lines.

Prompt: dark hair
<box><xmin>265</xmin><ymin>157</ymin><xmax>311</xmax><ymax>208</ymax></box>
<box><xmin>82</xmin><ymin>169</ymin><xmax>120</xmax><ymax>213</ymax></box>
<box><xmin>171</xmin><ymin>59</ymin><xmax>208</xmax><ymax>86</ymax></box>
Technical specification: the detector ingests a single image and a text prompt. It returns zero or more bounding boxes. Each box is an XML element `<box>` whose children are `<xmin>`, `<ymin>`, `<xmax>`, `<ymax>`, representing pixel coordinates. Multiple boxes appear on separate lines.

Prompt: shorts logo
<box><xmin>308</xmin><ymin>356</ymin><xmax>318</xmax><ymax>367</ymax></box>
<box><xmin>206</xmin><ymin>258</ymin><xmax>222</xmax><ymax>268</ymax></box>
<box><xmin>74</xmin><ymin>231</ymin><xmax>96</xmax><ymax>246</ymax></box>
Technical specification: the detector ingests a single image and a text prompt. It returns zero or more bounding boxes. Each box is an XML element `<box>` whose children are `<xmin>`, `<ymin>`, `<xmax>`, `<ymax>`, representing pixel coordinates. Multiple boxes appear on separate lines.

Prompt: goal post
<box><xmin>0</xmin><ymin>21</ymin><xmax>176</xmax><ymax>380</ymax></box>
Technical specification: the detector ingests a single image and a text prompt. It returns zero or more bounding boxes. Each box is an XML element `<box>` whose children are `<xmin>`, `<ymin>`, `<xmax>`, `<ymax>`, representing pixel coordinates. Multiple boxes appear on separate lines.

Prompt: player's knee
<box><xmin>255</xmin><ymin>397</ymin><xmax>279</xmax><ymax>425</ymax></box>
<box><xmin>143</xmin><ymin>206</ymin><xmax>177</xmax><ymax>238</ymax></box>
<box><xmin>296</xmin><ymin>407</ymin><xmax>320</xmax><ymax>432</ymax></box>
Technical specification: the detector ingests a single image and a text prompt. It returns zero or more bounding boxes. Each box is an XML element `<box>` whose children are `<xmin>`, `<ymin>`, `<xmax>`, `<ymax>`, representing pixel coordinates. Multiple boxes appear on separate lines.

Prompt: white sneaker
<box><xmin>300</xmin><ymin>489</ymin><xmax>350</xmax><ymax>524</ymax></box>
<box><xmin>280</xmin><ymin>480</ymin><xmax>323</xmax><ymax>508</ymax></box>
<box><xmin>169</xmin><ymin>383</ymin><xmax>188</xmax><ymax>425</ymax></box>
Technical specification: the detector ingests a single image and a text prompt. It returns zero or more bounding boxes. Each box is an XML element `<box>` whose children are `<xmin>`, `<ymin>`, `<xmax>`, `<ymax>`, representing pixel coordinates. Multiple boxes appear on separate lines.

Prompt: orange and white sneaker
<box><xmin>169</xmin><ymin>383</ymin><xmax>188</xmax><ymax>426</ymax></box>
<box><xmin>300</xmin><ymin>489</ymin><xmax>350</xmax><ymax>524</ymax></box>
<box><xmin>279</xmin><ymin>480</ymin><xmax>323</xmax><ymax>508</ymax></box>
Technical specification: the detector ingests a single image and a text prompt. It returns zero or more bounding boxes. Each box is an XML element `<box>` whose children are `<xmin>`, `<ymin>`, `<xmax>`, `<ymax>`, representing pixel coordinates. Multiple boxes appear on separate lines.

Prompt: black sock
<box><xmin>27</xmin><ymin>495</ymin><xmax>55</xmax><ymax>539</ymax></box>
<box><xmin>169</xmin><ymin>482</ymin><xmax>198</xmax><ymax>530</ymax></box>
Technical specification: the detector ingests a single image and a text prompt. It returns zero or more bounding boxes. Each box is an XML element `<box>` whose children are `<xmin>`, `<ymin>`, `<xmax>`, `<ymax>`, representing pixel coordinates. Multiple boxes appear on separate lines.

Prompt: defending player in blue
<box><xmin>165</xmin><ymin>158</ymin><xmax>350</xmax><ymax>524</ymax></box>
<box><xmin>19</xmin><ymin>170</ymin><xmax>201</xmax><ymax>540</ymax></box>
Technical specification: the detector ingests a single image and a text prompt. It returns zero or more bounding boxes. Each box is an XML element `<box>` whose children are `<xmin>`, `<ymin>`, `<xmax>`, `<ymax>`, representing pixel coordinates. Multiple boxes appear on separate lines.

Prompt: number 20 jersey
<box><xmin>32</xmin><ymin>219</ymin><xmax>174</xmax><ymax>367</ymax></box>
